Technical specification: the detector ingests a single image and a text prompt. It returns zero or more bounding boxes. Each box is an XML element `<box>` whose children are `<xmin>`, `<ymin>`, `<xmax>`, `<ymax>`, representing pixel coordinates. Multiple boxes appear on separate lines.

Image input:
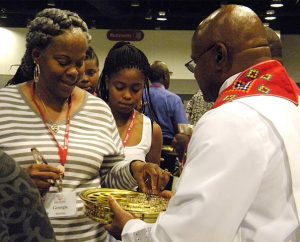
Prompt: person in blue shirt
<box><xmin>143</xmin><ymin>61</ymin><xmax>189</xmax><ymax>182</ymax></box>
<box><xmin>144</xmin><ymin>60</ymin><xmax>189</xmax><ymax>145</ymax></box>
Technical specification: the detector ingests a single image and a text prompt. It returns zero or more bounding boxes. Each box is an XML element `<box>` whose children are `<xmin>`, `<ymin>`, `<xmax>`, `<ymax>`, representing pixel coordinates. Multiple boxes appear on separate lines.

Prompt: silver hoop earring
<box><xmin>34</xmin><ymin>62</ymin><xmax>40</xmax><ymax>83</ymax></box>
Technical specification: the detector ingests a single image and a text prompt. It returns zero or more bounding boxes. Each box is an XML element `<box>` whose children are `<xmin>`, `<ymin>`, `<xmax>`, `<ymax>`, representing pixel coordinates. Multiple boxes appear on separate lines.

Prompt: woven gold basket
<box><xmin>79</xmin><ymin>188</ymin><xmax>169</xmax><ymax>224</ymax></box>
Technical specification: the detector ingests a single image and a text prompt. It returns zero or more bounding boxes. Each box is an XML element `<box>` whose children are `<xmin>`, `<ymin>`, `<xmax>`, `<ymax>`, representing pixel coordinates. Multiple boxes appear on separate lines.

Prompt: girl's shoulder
<box><xmin>136</xmin><ymin>111</ymin><xmax>152</xmax><ymax>125</ymax></box>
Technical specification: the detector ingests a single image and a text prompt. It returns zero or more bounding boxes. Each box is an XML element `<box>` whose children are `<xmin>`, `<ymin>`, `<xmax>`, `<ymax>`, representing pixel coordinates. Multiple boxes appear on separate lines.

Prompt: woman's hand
<box><xmin>158</xmin><ymin>190</ymin><xmax>174</xmax><ymax>199</ymax></box>
<box><xmin>25</xmin><ymin>164</ymin><xmax>62</xmax><ymax>192</ymax></box>
<box><xmin>130</xmin><ymin>160</ymin><xmax>170</xmax><ymax>195</ymax></box>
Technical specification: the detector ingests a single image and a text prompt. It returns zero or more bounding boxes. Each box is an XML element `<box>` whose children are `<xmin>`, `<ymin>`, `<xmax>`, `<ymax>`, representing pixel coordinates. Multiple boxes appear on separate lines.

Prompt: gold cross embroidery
<box><xmin>257</xmin><ymin>84</ymin><xmax>271</xmax><ymax>94</ymax></box>
<box><xmin>261</xmin><ymin>74</ymin><xmax>272</xmax><ymax>81</ymax></box>
<box><xmin>246</xmin><ymin>69</ymin><xmax>260</xmax><ymax>79</ymax></box>
<box><xmin>223</xmin><ymin>94</ymin><xmax>237</xmax><ymax>102</ymax></box>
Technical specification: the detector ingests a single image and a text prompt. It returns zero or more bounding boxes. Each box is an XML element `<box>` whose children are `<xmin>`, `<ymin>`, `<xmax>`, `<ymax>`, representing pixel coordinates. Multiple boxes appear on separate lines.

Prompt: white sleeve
<box><xmin>122</xmin><ymin>102</ymin><xmax>272</xmax><ymax>241</ymax></box>
<box><xmin>122</xmin><ymin>219</ymin><xmax>154</xmax><ymax>242</ymax></box>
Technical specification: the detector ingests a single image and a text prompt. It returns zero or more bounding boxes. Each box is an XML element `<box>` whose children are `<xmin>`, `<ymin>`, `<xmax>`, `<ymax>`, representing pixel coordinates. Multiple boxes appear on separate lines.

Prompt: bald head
<box><xmin>151</xmin><ymin>61</ymin><xmax>169</xmax><ymax>73</ymax></box>
<box><xmin>265</xmin><ymin>26</ymin><xmax>283</xmax><ymax>63</ymax></box>
<box><xmin>194</xmin><ymin>5</ymin><xmax>270</xmax><ymax>60</ymax></box>
<box><xmin>191</xmin><ymin>4</ymin><xmax>272</xmax><ymax>102</ymax></box>
<box><xmin>149</xmin><ymin>60</ymin><xmax>171</xmax><ymax>88</ymax></box>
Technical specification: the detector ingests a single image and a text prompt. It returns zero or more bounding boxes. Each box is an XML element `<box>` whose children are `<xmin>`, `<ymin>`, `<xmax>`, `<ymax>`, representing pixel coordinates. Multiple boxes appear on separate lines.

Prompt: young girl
<box><xmin>99</xmin><ymin>41</ymin><xmax>162</xmax><ymax>165</ymax></box>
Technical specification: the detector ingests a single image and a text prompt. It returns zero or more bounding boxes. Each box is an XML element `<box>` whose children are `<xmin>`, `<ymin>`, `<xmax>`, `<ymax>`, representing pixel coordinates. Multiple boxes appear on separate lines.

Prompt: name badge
<box><xmin>44</xmin><ymin>191</ymin><xmax>77</xmax><ymax>218</ymax></box>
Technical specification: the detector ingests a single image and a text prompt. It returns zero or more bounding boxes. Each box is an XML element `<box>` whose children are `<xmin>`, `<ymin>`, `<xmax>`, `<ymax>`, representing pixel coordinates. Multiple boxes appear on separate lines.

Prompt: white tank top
<box><xmin>124</xmin><ymin>114</ymin><xmax>152</xmax><ymax>162</ymax></box>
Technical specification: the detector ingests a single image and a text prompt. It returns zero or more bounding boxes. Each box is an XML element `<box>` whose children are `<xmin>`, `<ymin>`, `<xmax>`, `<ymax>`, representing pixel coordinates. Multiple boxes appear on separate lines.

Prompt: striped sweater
<box><xmin>0</xmin><ymin>84</ymin><xmax>137</xmax><ymax>241</ymax></box>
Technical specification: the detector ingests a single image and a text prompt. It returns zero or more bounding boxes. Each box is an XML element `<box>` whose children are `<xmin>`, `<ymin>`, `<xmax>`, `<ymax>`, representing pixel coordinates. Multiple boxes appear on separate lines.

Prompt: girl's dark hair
<box><xmin>6</xmin><ymin>8</ymin><xmax>90</xmax><ymax>86</ymax></box>
<box><xmin>85</xmin><ymin>46</ymin><xmax>99</xmax><ymax>67</ymax></box>
<box><xmin>98</xmin><ymin>41</ymin><xmax>159</xmax><ymax>123</ymax></box>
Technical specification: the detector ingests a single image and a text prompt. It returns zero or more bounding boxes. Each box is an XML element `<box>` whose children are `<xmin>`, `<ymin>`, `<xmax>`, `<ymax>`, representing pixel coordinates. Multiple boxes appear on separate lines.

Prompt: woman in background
<box><xmin>1</xmin><ymin>8</ymin><xmax>168</xmax><ymax>242</ymax></box>
<box><xmin>99</xmin><ymin>41</ymin><xmax>162</xmax><ymax>166</ymax></box>
<box><xmin>77</xmin><ymin>46</ymin><xmax>100</xmax><ymax>95</ymax></box>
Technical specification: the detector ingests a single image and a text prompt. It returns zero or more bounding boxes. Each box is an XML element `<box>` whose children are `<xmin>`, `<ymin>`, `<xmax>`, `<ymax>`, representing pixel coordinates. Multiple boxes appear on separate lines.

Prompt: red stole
<box><xmin>213</xmin><ymin>60</ymin><xmax>299</xmax><ymax>108</ymax></box>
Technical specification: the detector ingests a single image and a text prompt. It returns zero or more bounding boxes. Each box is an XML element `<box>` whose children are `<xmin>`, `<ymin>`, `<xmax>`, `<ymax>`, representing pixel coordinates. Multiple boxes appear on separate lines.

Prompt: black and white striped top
<box><xmin>0</xmin><ymin>84</ymin><xmax>138</xmax><ymax>241</ymax></box>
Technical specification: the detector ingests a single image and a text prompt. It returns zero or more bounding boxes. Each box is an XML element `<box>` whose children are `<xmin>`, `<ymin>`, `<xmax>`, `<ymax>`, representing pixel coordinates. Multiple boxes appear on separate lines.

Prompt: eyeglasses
<box><xmin>185</xmin><ymin>44</ymin><xmax>216</xmax><ymax>73</ymax></box>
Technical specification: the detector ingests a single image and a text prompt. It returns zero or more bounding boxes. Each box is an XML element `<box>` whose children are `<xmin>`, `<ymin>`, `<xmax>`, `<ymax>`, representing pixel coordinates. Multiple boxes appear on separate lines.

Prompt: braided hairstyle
<box><xmin>98</xmin><ymin>41</ymin><xmax>159</xmax><ymax>123</ymax></box>
<box><xmin>6</xmin><ymin>8</ymin><xmax>91</xmax><ymax>86</ymax></box>
<box><xmin>85</xmin><ymin>46</ymin><xmax>99</xmax><ymax>66</ymax></box>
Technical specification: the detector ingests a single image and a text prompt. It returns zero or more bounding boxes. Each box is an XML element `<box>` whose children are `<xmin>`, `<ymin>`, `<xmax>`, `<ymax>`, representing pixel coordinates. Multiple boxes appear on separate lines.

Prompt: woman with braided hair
<box><xmin>99</xmin><ymin>41</ymin><xmax>162</xmax><ymax>167</ymax></box>
<box><xmin>76</xmin><ymin>46</ymin><xmax>100</xmax><ymax>95</ymax></box>
<box><xmin>0</xmin><ymin>8</ymin><xmax>169</xmax><ymax>241</ymax></box>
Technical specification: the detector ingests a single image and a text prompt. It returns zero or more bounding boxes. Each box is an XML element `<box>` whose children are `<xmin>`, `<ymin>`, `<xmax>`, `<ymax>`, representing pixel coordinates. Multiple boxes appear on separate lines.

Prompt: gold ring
<box><xmin>161</xmin><ymin>169</ymin><xmax>169</xmax><ymax>174</ymax></box>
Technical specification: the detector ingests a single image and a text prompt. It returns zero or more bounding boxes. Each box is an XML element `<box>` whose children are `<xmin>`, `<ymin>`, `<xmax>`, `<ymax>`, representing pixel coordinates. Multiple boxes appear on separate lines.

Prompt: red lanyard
<box><xmin>122</xmin><ymin>110</ymin><xmax>136</xmax><ymax>147</ymax></box>
<box><xmin>31</xmin><ymin>82</ymin><xmax>71</xmax><ymax>166</ymax></box>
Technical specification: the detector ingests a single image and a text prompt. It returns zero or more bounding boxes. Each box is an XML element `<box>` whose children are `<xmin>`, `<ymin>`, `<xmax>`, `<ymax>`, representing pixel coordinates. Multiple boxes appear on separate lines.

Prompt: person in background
<box><xmin>144</xmin><ymin>60</ymin><xmax>189</xmax><ymax>179</ymax></box>
<box><xmin>144</xmin><ymin>60</ymin><xmax>189</xmax><ymax>146</ymax></box>
<box><xmin>1</xmin><ymin>8</ymin><xmax>169</xmax><ymax>242</ymax></box>
<box><xmin>77</xmin><ymin>46</ymin><xmax>100</xmax><ymax>95</ymax></box>
<box><xmin>265</xmin><ymin>26</ymin><xmax>300</xmax><ymax>95</ymax></box>
<box><xmin>99</xmin><ymin>41</ymin><xmax>162</xmax><ymax>166</ymax></box>
<box><xmin>0</xmin><ymin>150</ymin><xmax>55</xmax><ymax>242</ymax></box>
<box><xmin>265</xmin><ymin>26</ymin><xmax>283</xmax><ymax>64</ymax></box>
<box><xmin>174</xmin><ymin>88</ymin><xmax>213</xmax><ymax>171</ymax></box>
<box><xmin>5</xmin><ymin>67</ymin><xmax>25</xmax><ymax>86</ymax></box>
<box><xmin>185</xmin><ymin>89</ymin><xmax>214</xmax><ymax>125</ymax></box>
<box><xmin>162</xmin><ymin>70</ymin><xmax>172</xmax><ymax>90</ymax></box>
<box><xmin>105</xmin><ymin>4</ymin><xmax>300</xmax><ymax>241</ymax></box>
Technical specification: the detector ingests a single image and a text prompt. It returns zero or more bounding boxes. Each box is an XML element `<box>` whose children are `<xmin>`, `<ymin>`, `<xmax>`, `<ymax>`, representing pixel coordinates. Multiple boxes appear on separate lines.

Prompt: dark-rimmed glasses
<box><xmin>185</xmin><ymin>44</ymin><xmax>216</xmax><ymax>73</ymax></box>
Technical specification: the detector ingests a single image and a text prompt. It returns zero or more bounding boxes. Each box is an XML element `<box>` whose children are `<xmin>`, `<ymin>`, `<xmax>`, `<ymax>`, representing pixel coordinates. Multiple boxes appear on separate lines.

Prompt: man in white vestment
<box><xmin>104</xmin><ymin>4</ymin><xmax>300</xmax><ymax>242</ymax></box>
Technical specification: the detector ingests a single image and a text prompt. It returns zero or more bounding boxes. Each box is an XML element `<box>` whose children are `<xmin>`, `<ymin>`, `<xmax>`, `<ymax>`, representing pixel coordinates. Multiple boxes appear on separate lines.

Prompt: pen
<box><xmin>31</xmin><ymin>147</ymin><xmax>48</xmax><ymax>164</ymax></box>
<box><xmin>31</xmin><ymin>147</ymin><xmax>65</xmax><ymax>192</ymax></box>
<box><xmin>31</xmin><ymin>147</ymin><xmax>61</xmax><ymax>189</ymax></box>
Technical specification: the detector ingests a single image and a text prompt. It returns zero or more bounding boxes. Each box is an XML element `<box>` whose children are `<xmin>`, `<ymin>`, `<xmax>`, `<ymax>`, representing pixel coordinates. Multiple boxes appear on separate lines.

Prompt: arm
<box><xmin>172</xmin><ymin>133</ymin><xmax>190</xmax><ymax>163</ymax></box>
<box><xmin>0</xmin><ymin>151</ymin><xmax>55</xmax><ymax>241</ymax></box>
<box><xmin>107</xmin><ymin>103</ymin><xmax>273</xmax><ymax>241</ymax></box>
<box><xmin>100</xmin><ymin>112</ymin><xmax>169</xmax><ymax>193</ymax></box>
<box><xmin>171</xmin><ymin>96</ymin><xmax>189</xmax><ymax>136</ymax></box>
<box><xmin>100</xmin><ymin>113</ymin><xmax>138</xmax><ymax>190</ymax></box>
<box><xmin>145</xmin><ymin>122</ymin><xmax>163</xmax><ymax>166</ymax></box>
<box><xmin>173</xmin><ymin>96</ymin><xmax>189</xmax><ymax>126</ymax></box>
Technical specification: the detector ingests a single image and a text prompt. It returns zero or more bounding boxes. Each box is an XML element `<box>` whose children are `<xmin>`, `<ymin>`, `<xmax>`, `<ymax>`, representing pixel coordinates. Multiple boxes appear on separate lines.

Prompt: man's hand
<box><xmin>105</xmin><ymin>196</ymin><xmax>135</xmax><ymax>240</ymax></box>
<box><xmin>172</xmin><ymin>133</ymin><xmax>190</xmax><ymax>162</ymax></box>
<box><xmin>130</xmin><ymin>161</ymin><xmax>170</xmax><ymax>195</ymax></box>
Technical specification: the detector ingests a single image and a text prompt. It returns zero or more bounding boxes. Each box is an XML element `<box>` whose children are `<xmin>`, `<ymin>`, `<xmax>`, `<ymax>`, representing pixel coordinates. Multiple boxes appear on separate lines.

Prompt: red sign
<box><xmin>107</xmin><ymin>30</ymin><xmax>144</xmax><ymax>41</ymax></box>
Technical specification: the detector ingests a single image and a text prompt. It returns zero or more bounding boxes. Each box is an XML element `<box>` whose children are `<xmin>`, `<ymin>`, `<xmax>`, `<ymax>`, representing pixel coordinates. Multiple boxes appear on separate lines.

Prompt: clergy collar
<box><xmin>218</xmin><ymin>73</ymin><xmax>241</xmax><ymax>96</ymax></box>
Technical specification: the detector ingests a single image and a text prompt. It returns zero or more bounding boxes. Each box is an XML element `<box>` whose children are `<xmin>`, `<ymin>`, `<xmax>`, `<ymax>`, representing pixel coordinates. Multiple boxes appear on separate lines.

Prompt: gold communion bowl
<box><xmin>79</xmin><ymin>188</ymin><xmax>169</xmax><ymax>224</ymax></box>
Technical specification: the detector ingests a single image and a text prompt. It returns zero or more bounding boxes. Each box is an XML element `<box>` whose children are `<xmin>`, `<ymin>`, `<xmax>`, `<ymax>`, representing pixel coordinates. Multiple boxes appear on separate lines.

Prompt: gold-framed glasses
<box><xmin>185</xmin><ymin>44</ymin><xmax>216</xmax><ymax>73</ymax></box>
